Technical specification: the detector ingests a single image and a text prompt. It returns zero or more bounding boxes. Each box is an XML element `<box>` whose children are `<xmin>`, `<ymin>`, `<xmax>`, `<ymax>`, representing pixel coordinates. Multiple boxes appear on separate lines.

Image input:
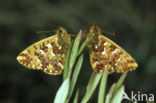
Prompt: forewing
<box><xmin>90</xmin><ymin>34</ymin><xmax>138</xmax><ymax>74</ymax></box>
<box><xmin>17</xmin><ymin>35</ymin><xmax>67</xmax><ymax>75</ymax></box>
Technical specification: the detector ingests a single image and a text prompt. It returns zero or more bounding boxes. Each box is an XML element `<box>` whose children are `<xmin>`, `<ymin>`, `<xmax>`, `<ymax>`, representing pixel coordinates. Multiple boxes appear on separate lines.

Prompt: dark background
<box><xmin>0</xmin><ymin>0</ymin><xmax>156</xmax><ymax>103</ymax></box>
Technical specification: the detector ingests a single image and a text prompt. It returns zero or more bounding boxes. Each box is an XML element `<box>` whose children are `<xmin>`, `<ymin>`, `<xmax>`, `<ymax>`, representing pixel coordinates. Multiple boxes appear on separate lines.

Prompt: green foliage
<box><xmin>105</xmin><ymin>83</ymin><xmax>116</xmax><ymax>103</ymax></box>
<box><xmin>67</xmin><ymin>54</ymin><xmax>83</xmax><ymax>100</ymax></box>
<box><xmin>111</xmin><ymin>86</ymin><xmax>124</xmax><ymax>103</ymax></box>
<box><xmin>54</xmin><ymin>79</ymin><xmax>69</xmax><ymax>103</ymax></box>
<box><xmin>63</xmin><ymin>44</ymin><xmax>72</xmax><ymax>81</ymax></box>
<box><xmin>111</xmin><ymin>71</ymin><xmax>127</xmax><ymax>98</ymax></box>
<box><xmin>98</xmin><ymin>68</ymin><xmax>108</xmax><ymax>103</ymax></box>
<box><xmin>54</xmin><ymin>32</ymin><xmax>133</xmax><ymax>103</ymax></box>
<box><xmin>73</xmin><ymin>90</ymin><xmax>79</xmax><ymax>103</ymax></box>
<box><xmin>69</xmin><ymin>31</ymin><xmax>82</xmax><ymax>70</ymax></box>
<box><xmin>81</xmin><ymin>72</ymin><xmax>102</xmax><ymax>103</ymax></box>
<box><xmin>54</xmin><ymin>31</ymin><xmax>84</xmax><ymax>103</ymax></box>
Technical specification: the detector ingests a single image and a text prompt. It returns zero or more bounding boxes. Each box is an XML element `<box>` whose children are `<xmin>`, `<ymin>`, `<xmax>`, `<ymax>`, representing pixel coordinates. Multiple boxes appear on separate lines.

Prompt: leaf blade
<box><xmin>69</xmin><ymin>30</ymin><xmax>82</xmax><ymax>69</ymax></box>
<box><xmin>67</xmin><ymin>54</ymin><xmax>84</xmax><ymax>100</ymax></box>
<box><xmin>54</xmin><ymin>79</ymin><xmax>70</xmax><ymax>103</ymax></box>
<box><xmin>81</xmin><ymin>72</ymin><xmax>102</xmax><ymax>103</ymax></box>
<box><xmin>63</xmin><ymin>43</ymin><xmax>72</xmax><ymax>81</ymax></box>
<box><xmin>112</xmin><ymin>71</ymin><xmax>127</xmax><ymax>98</ymax></box>
<box><xmin>111</xmin><ymin>86</ymin><xmax>125</xmax><ymax>103</ymax></box>
<box><xmin>98</xmin><ymin>68</ymin><xmax>108</xmax><ymax>103</ymax></box>
<box><xmin>73</xmin><ymin>89</ymin><xmax>79</xmax><ymax>103</ymax></box>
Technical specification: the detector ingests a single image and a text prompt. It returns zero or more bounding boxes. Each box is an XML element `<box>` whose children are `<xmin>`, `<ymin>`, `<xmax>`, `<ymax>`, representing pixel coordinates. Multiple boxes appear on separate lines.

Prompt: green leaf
<box><xmin>77</xmin><ymin>40</ymin><xmax>87</xmax><ymax>56</ymax></box>
<box><xmin>111</xmin><ymin>86</ymin><xmax>125</xmax><ymax>103</ymax></box>
<box><xmin>81</xmin><ymin>72</ymin><xmax>102</xmax><ymax>103</ymax></box>
<box><xmin>63</xmin><ymin>43</ymin><xmax>72</xmax><ymax>81</ymax></box>
<box><xmin>112</xmin><ymin>71</ymin><xmax>127</xmax><ymax>98</ymax></box>
<box><xmin>73</xmin><ymin>89</ymin><xmax>79</xmax><ymax>103</ymax></box>
<box><xmin>69</xmin><ymin>30</ymin><xmax>82</xmax><ymax>69</ymax></box>
<box><xmin>54</xmin><ymin>79</ymin><xmax>70</xmax><ymax>103</ymax></box>
<box><xmin>67</xmin><ymin>54</ymin><xmax>84</xmax><ymax>100</ymax></box>
<box><xmin>147</xmin><ymin>101</ymin><xmax>155</xmax><ymax>103</ymax></box>
<box><xmin>105</xmin><ymin>83</ymin><xmax>116</xmax><ymax>103</ymax></box>
<box><xmin>98</xmin><ymin>68</ymin><xmax>108</xmax><ymax>103</ymax></box>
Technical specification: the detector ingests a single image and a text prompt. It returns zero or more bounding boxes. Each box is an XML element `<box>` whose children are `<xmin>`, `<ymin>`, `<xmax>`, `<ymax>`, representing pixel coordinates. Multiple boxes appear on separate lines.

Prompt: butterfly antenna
<box><xmin>69</xmin><ymin>34</ymin><xmax>77</xmax><ymax>37</ymax></box>
<box><xmin>102</xmin><ymin>30</ymin><xmax>118</xmax><ymax>36</ymax></box>
<box><xmin>36</xmin><ymin>30</ymin><xmax>55</xmax><ymax>34</ymax></box>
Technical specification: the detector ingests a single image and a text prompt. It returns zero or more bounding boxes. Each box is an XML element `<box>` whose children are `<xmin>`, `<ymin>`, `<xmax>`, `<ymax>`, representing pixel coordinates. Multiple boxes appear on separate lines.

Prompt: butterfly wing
<box><xmin>88</xmin><ymin>25</ymin><xmax>138</xmax><ymax>74</ymax></box>
<box><xmin>17</xmin><ymin>33</ymin><xmax>70</xmax><ymax>75</ymax></box>
<box><xmin>89</xmin><ymin>34</ymin><xmax>138</xmax><ymax>74</ymax></box>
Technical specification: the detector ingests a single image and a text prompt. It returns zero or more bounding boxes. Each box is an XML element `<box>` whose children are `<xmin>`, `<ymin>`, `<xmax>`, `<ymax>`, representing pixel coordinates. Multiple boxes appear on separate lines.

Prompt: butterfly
<box><xmin>17</xmin><ymin>27</ymin><xmax>71</xmax><ymax>75</ymax></box>
<box><xmin>86</xmin><ymin>24</ymin><xmax>138</xmax><ymax>74</ymax></box>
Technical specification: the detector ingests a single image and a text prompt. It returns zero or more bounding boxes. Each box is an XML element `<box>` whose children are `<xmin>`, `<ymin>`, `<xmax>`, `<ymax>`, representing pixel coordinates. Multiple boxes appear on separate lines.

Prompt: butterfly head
<box><xmin>87</xmin><ymin>24</ymin><xmax>102</xmax><ymax>40</ymax></box>
<box><xmin>86</xmin><ymin>24</ymin><xmax>102</xmax><ymax>50</ymax></box>
<box><xmin>57</xmin><ymin>26</ymin><xmax>67</xmax><ymax>33</ymax></box>
<box><xmin>57</xmin><ymin>27</ymin><xmax>71</xmax><ymax>45</ymax></box>
<box><xmin>89</xmin><ymin>24</ymin><xmax>101</xmax><ymax>34</ymax></box>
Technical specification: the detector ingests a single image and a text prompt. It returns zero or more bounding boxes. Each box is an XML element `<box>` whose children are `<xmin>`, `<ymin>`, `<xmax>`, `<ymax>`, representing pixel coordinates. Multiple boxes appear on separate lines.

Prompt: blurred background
<box><xmin>0</xmin><ymin>0</ymin><xmax>156</xmax><ymax>103</ymax></box>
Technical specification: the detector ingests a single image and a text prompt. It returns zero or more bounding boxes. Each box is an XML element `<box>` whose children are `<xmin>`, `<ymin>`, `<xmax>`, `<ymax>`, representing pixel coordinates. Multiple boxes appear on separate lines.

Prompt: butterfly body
<box><xmin>17</xmin><ymin>27</ymin><xmax>71</xmax><ymax>75</ymax></box>
<box><xmin>87</xmin><ymin>25</ymin><xmax>138</xmax><ymax>74</ymax></box>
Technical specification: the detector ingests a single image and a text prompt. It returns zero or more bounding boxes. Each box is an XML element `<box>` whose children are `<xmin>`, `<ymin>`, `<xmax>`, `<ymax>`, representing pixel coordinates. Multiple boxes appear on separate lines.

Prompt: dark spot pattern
<box><xmin>33</xmin><ymin>45</ymin><xmax>37</xmax><ymax>49</ymax></box>
<box><xmin>19</xmin><ymin>53</ymin><xmax>32</xmax><ymax>66</ymax></box>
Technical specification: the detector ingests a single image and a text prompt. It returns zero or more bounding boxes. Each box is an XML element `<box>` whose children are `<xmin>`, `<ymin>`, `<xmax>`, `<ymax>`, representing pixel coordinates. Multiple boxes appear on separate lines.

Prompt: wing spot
<box><xmin>33</xmin><ymin>45</ymin><xmax>37</xmax><ymax>49</ymax></box>
<box><xmin>42</xmin><ymin>46</ymin><xmax>48</xmax><ymax>53</ymax></box>
<box><xmin>95</xmin><ymin>45</ymin><xmax>98</xmax><ymax>49</ymax></box>
<box><xmin>59</xmin><ymin>46</ymin><xmax>62</xmax><ymax>50</ymax></box>
<box><xmin>110</xmin><ymin>45</ymin><xmax>116</xmax><ymax>52</ymax></box>
<box><xmin>95</xmin><ymin>61</ymin><xmax>100</xmax><ymax>65</ymax></box>
<box><xmin>101</xmin><ymin>47</ymin><xmax>106</xmax><ymax>55</ymax></box>
<box><xmin>51</xmin><ymin>50</ymin><xmax>55</xmax><ymax>56</ymax></box>
<box><xmin>96</xmin><ymin>63</ymin><xmax>105</xmax><ymax>73</ymax></box>
<box><xmin>44</xmin><ymin>68</ymin><xmax>47</xmax><ymax>71</ymax></box>
<box><xmin>49</xmin><ymin>70</ymin><xmax>52</xmax><ymax>72</ymax></box>
<box><xmin>111</xmin><ymin>67</ymin><xmax>114</xmax><ymax>70</ymax></box>
<box><xmin>57</xmin><ymin>54</ymin><xmax>61</xmax><ymax>56</ymax></box>
<box><xmin>118</xmin><ymin>58</ymin><xmax>121</xmax><ymax>62</ymax></box>
<box><xmin>115</xmin><ymin>63</ymin><xmax>118</xmax><ymax>66</ymax></box>
<box><xmin>18</xmin><ymin>53</ymin><xmax>32</xmax><ymax>66</ymax></box>
<box><xmin>28</xmin><ymin>50</ymin><xmax>30</xmax><ymax>53</ymax></box>
<box><xmin>37</xmin><ymin>59</ymin><xmax>40</xmax><ymax>63</ymax></box>
<box><xmin>104</xmin><ymin>42</ymin><xmax>108</xmax><ymax>46</ymax></box>
<box><xmin>58</xmin><ymin>62</ymin><xmax>62</xmax><ymax>66</ymax></box>
<box><xmin>40</xmin><ymin>50</ymin><xmax>46</xmax><ymax>55</ymax></box>
<box><xmin>127</xmin><ymin>59</ymin><xmax>135</xmax><ymax>63</ymax></box>
<box><xmin>112</xmin><ymin>48</ymin><xmax>119</xmax><ymax>54</ymax></box>
<box><xmin>47</xmin><ymin>43</ymin><xmax>52</xmax><ymax>48</ymax></box>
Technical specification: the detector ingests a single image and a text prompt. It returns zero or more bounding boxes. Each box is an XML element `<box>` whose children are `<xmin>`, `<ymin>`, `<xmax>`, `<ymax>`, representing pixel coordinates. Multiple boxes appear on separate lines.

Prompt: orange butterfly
<box><xmin>86</xmin><ymin>24</ymin><xmax>138</xmax><ymax>74</ymax></box>
<box><xmin>17</xmin><ymin>27</ymin><xmax>71</xmax><ymax>75</ymax></box>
